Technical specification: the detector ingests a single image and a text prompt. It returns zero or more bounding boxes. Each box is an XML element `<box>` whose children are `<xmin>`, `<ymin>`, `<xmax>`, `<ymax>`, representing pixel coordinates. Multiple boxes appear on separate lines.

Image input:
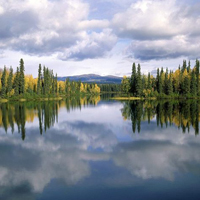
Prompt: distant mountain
<box><xmin>57</xmin><ymin>74</ymin><xmax>123</xmax><ymax>84</ymax></box>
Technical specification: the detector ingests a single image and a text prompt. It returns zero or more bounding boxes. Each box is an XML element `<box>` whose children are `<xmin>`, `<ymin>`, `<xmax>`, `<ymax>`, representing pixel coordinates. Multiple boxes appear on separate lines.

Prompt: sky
<box><xmin>0</xmin><ymin>0</ymin><xmax>200</xmax><ymax>77</ymax></box>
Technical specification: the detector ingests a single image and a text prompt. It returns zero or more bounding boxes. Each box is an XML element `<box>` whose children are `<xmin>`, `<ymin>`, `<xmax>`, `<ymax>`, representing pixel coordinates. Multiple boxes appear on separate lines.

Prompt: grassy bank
<box><xmin>111</xmin><ymin>97</ymin><xmax>142</xmax><ymax>100</ymax></box>
<box><xmin>111</xmin><ymin>96</ymin><xmax>157</xmax><ymax>100</ymax></box>
<box><xmin>111</xmin><ymin>95</ymin><xmax>200</xmax><ymax>101</ymax></box>
<box><xmin>0</xmin><ymin>97</ymin><xmax>64</xmax><ymax>103</ymax></box>
<box><xmin>0</xmin><ymin>93</ymin><xmax>100</xmax><ymax>103</ymax></box>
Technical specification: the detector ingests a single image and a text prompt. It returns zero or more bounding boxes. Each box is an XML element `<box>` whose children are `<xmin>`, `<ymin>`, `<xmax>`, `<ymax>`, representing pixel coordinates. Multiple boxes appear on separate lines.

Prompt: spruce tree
<box><xmin>156</xmin><ymin>68</ymin><xmax>160</xmax><ymax>93</ymax></box>
<box><xmin>7</xmin><ymin>66</ymin><xmax>13</xmax><ymax>95</ymax></box>
<box><xmin>147</xmin><ymin>72</ymin><xmax>151</xmax><ymax>90</ymax></box>
<box><xmin>52</xmin><ymin>74</ymin><xmax>55</xmax><ymax>95</ymax></box>
<box><xmin>55</xmin><ymin>73</ymin><xmax>58</xmax><ymax>94</ymax></box>
<box><xmin>14</xmin><ymin>67</ymin><xmax>20</xmax><ymax>95</ymax></box>
<box><xmin>156</xmin><ymin>68</ymin><xmax>163</xmax><ymax>94</ymax></box>
<box><xmin>183</xmin><ymin>76</ymin><xmax>190</xmax><ymax>96</ymax></box>
<box><xmin>19</xmin><ymin>58</ymin><xmax>25</xmax><ymax>94</ymax></box>
<box><xmin>167</xmin><ymin>72</ymin><xmax>173</xmax><ymax>95</ymax></box>
<box><xmin>1</xmin><ymin>66</ymin><xmax>7</xmax><ymax>97</ymax></box>
<box><xmin>191</xmin><ymin>69</ymin><xmax>197</xmax><ymax>96</ymax></box>
<box><xmin>45</xmin><ymin>68</ymin><xmax>51</xmax><ymax>95</ymax></box>
<box><xmin>135</xmin><ymin>64</ymin><xmax>142</xmax><ymax>97</ymax></box>
<box><xmin>196</xmin><ymin>59</ymin><xmax>200</xmax><ymax>96</ymax></box>
<box><xmin>37</xmin><ymin>64</ymin><xmax>42</xmax><ymax>95</ymax></box>
<box><xmin>187</xmin><ymin>60</ymin><xmax>191</xmax><ymax>73</ymax></box>
<box><xmin>182</xmin><ymin>60</ymin><xmax>187</xmax><ymax>73</ymax></box>
<box><xmin>130</xmin><ymin>63</ymin><xmax>136</xmax><ymax>95</ymax></box>
<box><xmin>164</xmin><ymin>68</ymin><xmax>168</xmax><ymax>94</ymax></box>
<box><xmin>160</xmin><ymin>67</ymin><xmax>164</xmax><ymax>94</ymax></box>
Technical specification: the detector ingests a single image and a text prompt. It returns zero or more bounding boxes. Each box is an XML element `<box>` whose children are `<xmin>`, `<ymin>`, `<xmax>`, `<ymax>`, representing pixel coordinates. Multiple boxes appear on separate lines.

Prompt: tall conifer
<box><xmin>19</xmin><ymin>58</ymin><xmax>25</xmax><ymax>94</ymax></box>
<box><xmin>7</xmin><ymin>66</ymin><xmax>13</xmax><ymax>95</ymax></box>
<box><xmin>1</xmin><ymin>66</ymin><xmax>7</xmax><ymax>97</ymax></box>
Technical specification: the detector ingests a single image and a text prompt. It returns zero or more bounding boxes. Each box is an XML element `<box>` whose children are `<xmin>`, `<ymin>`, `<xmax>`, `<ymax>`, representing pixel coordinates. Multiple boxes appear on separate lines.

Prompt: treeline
<box><xmin>121</xmin><ymin>60</ymin><xmax>200</xmax><ymax>98</ymax></box>
<box><xmin>121</xmin><ymin>100</ymin><xmax>200</xmax><ymax>135</ymax></box>
<box><xmin>0</xmin><ymin>59</ymin><xmax>100</xmax><ymax>99</ymax></box>
<box><xmin>99</xmin><ymin>84</ymin><xmax>121</xmax><ymax>93</ymax></box>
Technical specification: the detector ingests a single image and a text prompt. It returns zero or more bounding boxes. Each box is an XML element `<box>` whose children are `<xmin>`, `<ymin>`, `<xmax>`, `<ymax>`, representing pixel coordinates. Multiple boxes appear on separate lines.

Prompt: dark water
<box><xmin>0</xmin><ymin>97</ymin><xmax>200</xmax><ymax>200</ymax></box>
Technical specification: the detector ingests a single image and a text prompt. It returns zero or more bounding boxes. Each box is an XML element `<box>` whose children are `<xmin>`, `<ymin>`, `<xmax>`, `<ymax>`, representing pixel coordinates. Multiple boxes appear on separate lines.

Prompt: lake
<box><xmin>0</xmin><ymin>97</ymin><xmax>200</xmax><ymax>200</ymax></box>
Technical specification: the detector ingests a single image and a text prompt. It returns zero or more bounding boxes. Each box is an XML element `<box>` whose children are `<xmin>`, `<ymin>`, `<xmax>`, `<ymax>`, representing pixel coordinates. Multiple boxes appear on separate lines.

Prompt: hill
<box><xmin>57</xmin><ymin>74</ymin><xmax>122</xmax><ymax>84</ymax></box>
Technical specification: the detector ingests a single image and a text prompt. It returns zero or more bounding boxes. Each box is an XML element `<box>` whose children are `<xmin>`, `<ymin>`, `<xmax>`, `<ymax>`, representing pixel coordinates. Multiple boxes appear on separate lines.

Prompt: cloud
<box><xmin>1</xmin><ymin>0</ymin><xmax>200</xmax><ymax>64</ymax></box>
<box><xmin>0</xmin><ymin>10</ymin><xmax>39</xmax><ymax>40</ymax></box>
<box><xmin>111</xmin><ymin>0</ymin><xmax>200</xmax><ymax>60</ymax></box>
<box><xmin>0</xmin><ymin>0</ymin><xmax>117</xmax><ymax>60</ymax></box>
<box><xmin>58</xmin><ymin>29</ymin><xmax>117</xmax><ymax>60</ymax></box>
<box><xmin>0</xmin><ymin>50</ymin><xmax>5</xmax><ymax>58</ymax></box>
<box><xmin>112</xmin><ymin>0</ymin><xmax>180</xmax><ymax>40</ymax></box>
<box><xmin>78</xmin><ymin>19</ymin><xmax>110</xmax><ymax>30</ymax></box>
<box><xmin>126</xmin><ymin>36</ymin><xmax>200</xmax><ymax>60</ymax></box>
<box><xmin>0</xmin><ymin>0</ymin><xmax>88</xmax><ymax>54</ymax></box>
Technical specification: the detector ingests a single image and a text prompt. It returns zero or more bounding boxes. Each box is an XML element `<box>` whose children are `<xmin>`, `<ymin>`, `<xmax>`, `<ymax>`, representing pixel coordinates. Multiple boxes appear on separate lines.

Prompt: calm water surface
<box><xmin>0</xmin><ymin>97</ymin><xmax>200</xmax><ymax>200</ymax></box>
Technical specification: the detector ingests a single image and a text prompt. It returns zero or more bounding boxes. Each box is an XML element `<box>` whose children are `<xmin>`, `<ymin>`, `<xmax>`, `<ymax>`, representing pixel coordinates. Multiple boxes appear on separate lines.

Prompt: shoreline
<box><xmin>0</xmin><ymin>97</ymin><xmax>64</xmax><ymax>103</ymax></box>
<box><xmin>111</xmin><ymin>96</ymin><xmax>200</xmax><ymax>100</ymax></box>
<box><xmin>0</xmin><ymin>93</ymin><xmax>100</xmax><ymax>103</ymax></box>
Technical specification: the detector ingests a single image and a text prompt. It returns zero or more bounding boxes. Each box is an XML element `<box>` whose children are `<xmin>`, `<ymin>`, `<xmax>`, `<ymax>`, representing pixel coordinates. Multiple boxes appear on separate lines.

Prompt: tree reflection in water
<box><xmin>121</xmin><ymin>100</ymin><xmax>200</xmax><ymax>135</ymax></box>
<box><xmin>0</xmin><ymin>95</ymin><xmax>100</xmax><ymax>140</ymax></box>
<box><xmin>0</xmin><ymin>98</ymin><xmax>199</xmax><ymax>140</ymax></box>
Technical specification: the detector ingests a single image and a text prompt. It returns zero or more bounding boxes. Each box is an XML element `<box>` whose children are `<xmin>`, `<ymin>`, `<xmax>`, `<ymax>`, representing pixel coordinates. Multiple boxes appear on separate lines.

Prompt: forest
<box><xmin>99</xmin><ymin>84</ymin><xmax>121</xmax><ymax>93</ymax></box>
<box><xmin>121</xmin><ymin>60</ymin><xmax>200</xmax><ymax>98</ymax></box>
<box><xmin>0</xmin><ymin>59</ymin><xmax>100</xmax><ymax>100</ymax></box>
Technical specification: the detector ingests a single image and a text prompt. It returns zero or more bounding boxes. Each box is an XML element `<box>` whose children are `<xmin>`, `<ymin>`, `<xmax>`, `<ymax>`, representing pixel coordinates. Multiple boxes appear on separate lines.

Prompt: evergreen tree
<box><xmin>43</xmin><ymin>66</ymin><xmax>46</xmax><ymax>95</ymax></box>
<box><xmin>196</xmin><ymin>59</ymin><xmax>200</xmax><ymax>96</ymax></box>
<box><xmin>160</xmin><ymin>67</ymin><xmax>164</xmax><ymax>94</ymax></box>
<box><xmin>52</xmin><ymin>74</ymin><xmax>55</xmax><ymax>95</ymax></box>
<box><xmin>7</xmin><ymin>66</ymin><xmax>13</xmax><ymax>95</ymax></box>
<box><xmin>42</xmin><ymin>67</ymin><xmax>52</xmax><ymax>95</ymax></box>
<box><xmin>164</xmin><ymin>68</ymin><xmax>168</xmax><ymax>94</ymax></box>
<box><xmin>14</xmin><ymin>67</ymin><xmax>20</xmax><ymax>95</ymax></box>
<box><xmin>1</xmin><ymin>66</ymin><xmax>7</xmax><ymax>97</ymax></box>
<box><xmin>187</xmin><ymin>60</ymin><xmax>191</xmax><ymax>73</ymax></box>
<box><xmin>156</xmin><ymin>68</ymin><xmax>160</xmax><ymax>92</ymax></box>
<box><xmin>182</xmin><ymin>60</ymin><xmax>187</xmax><ymax>73</ymax></box>
<box><xmin>191</xmin><ymin>69</ymin><xmax>197</xmax><ymax>96</ymax></box>
<box><xmin>37</xmin><ymin>64</ymin><xmax>42</xmax><ymax>95</ymax></box>
<box><xmin>156</xmin><ymin>68</ymin><xmax>163</xmax><ymax>94</ymax></box>
<box><xmin>167</xmin><ymin>72</ymin><xmax>173</xmax><ymax>95</ymax></box>
<box><xmin>142</xmin><ymin>74</ymin><xmax>147</xmax><ymax>91</ymax></box>
<box><xmin>147</xmin><ymin>72</ymin><xmax>151</xmax><ymax>90</ymax></box>
<box><xmin>19</xmin><ymin>58</ymin><xmax>25</xmax><ymax>94</ymax></box>
<box><xmin>55</xmin><ymin>73</ymin><xmax>58</xmax><ymax>94</ymax></box>
<box><xmin>135</xmin><ymin>64</ymin><xmax>142</xmax><ymax>97</ymax></box>
<box><xmin>183</xmin><ymin>76</ymin><xmax>190</xmax><ymax>95</ymax></box>
<box><xmin>130</xmin><ymin>63</ymin><xmax>136</xmax><ymax>95</ymax></box>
